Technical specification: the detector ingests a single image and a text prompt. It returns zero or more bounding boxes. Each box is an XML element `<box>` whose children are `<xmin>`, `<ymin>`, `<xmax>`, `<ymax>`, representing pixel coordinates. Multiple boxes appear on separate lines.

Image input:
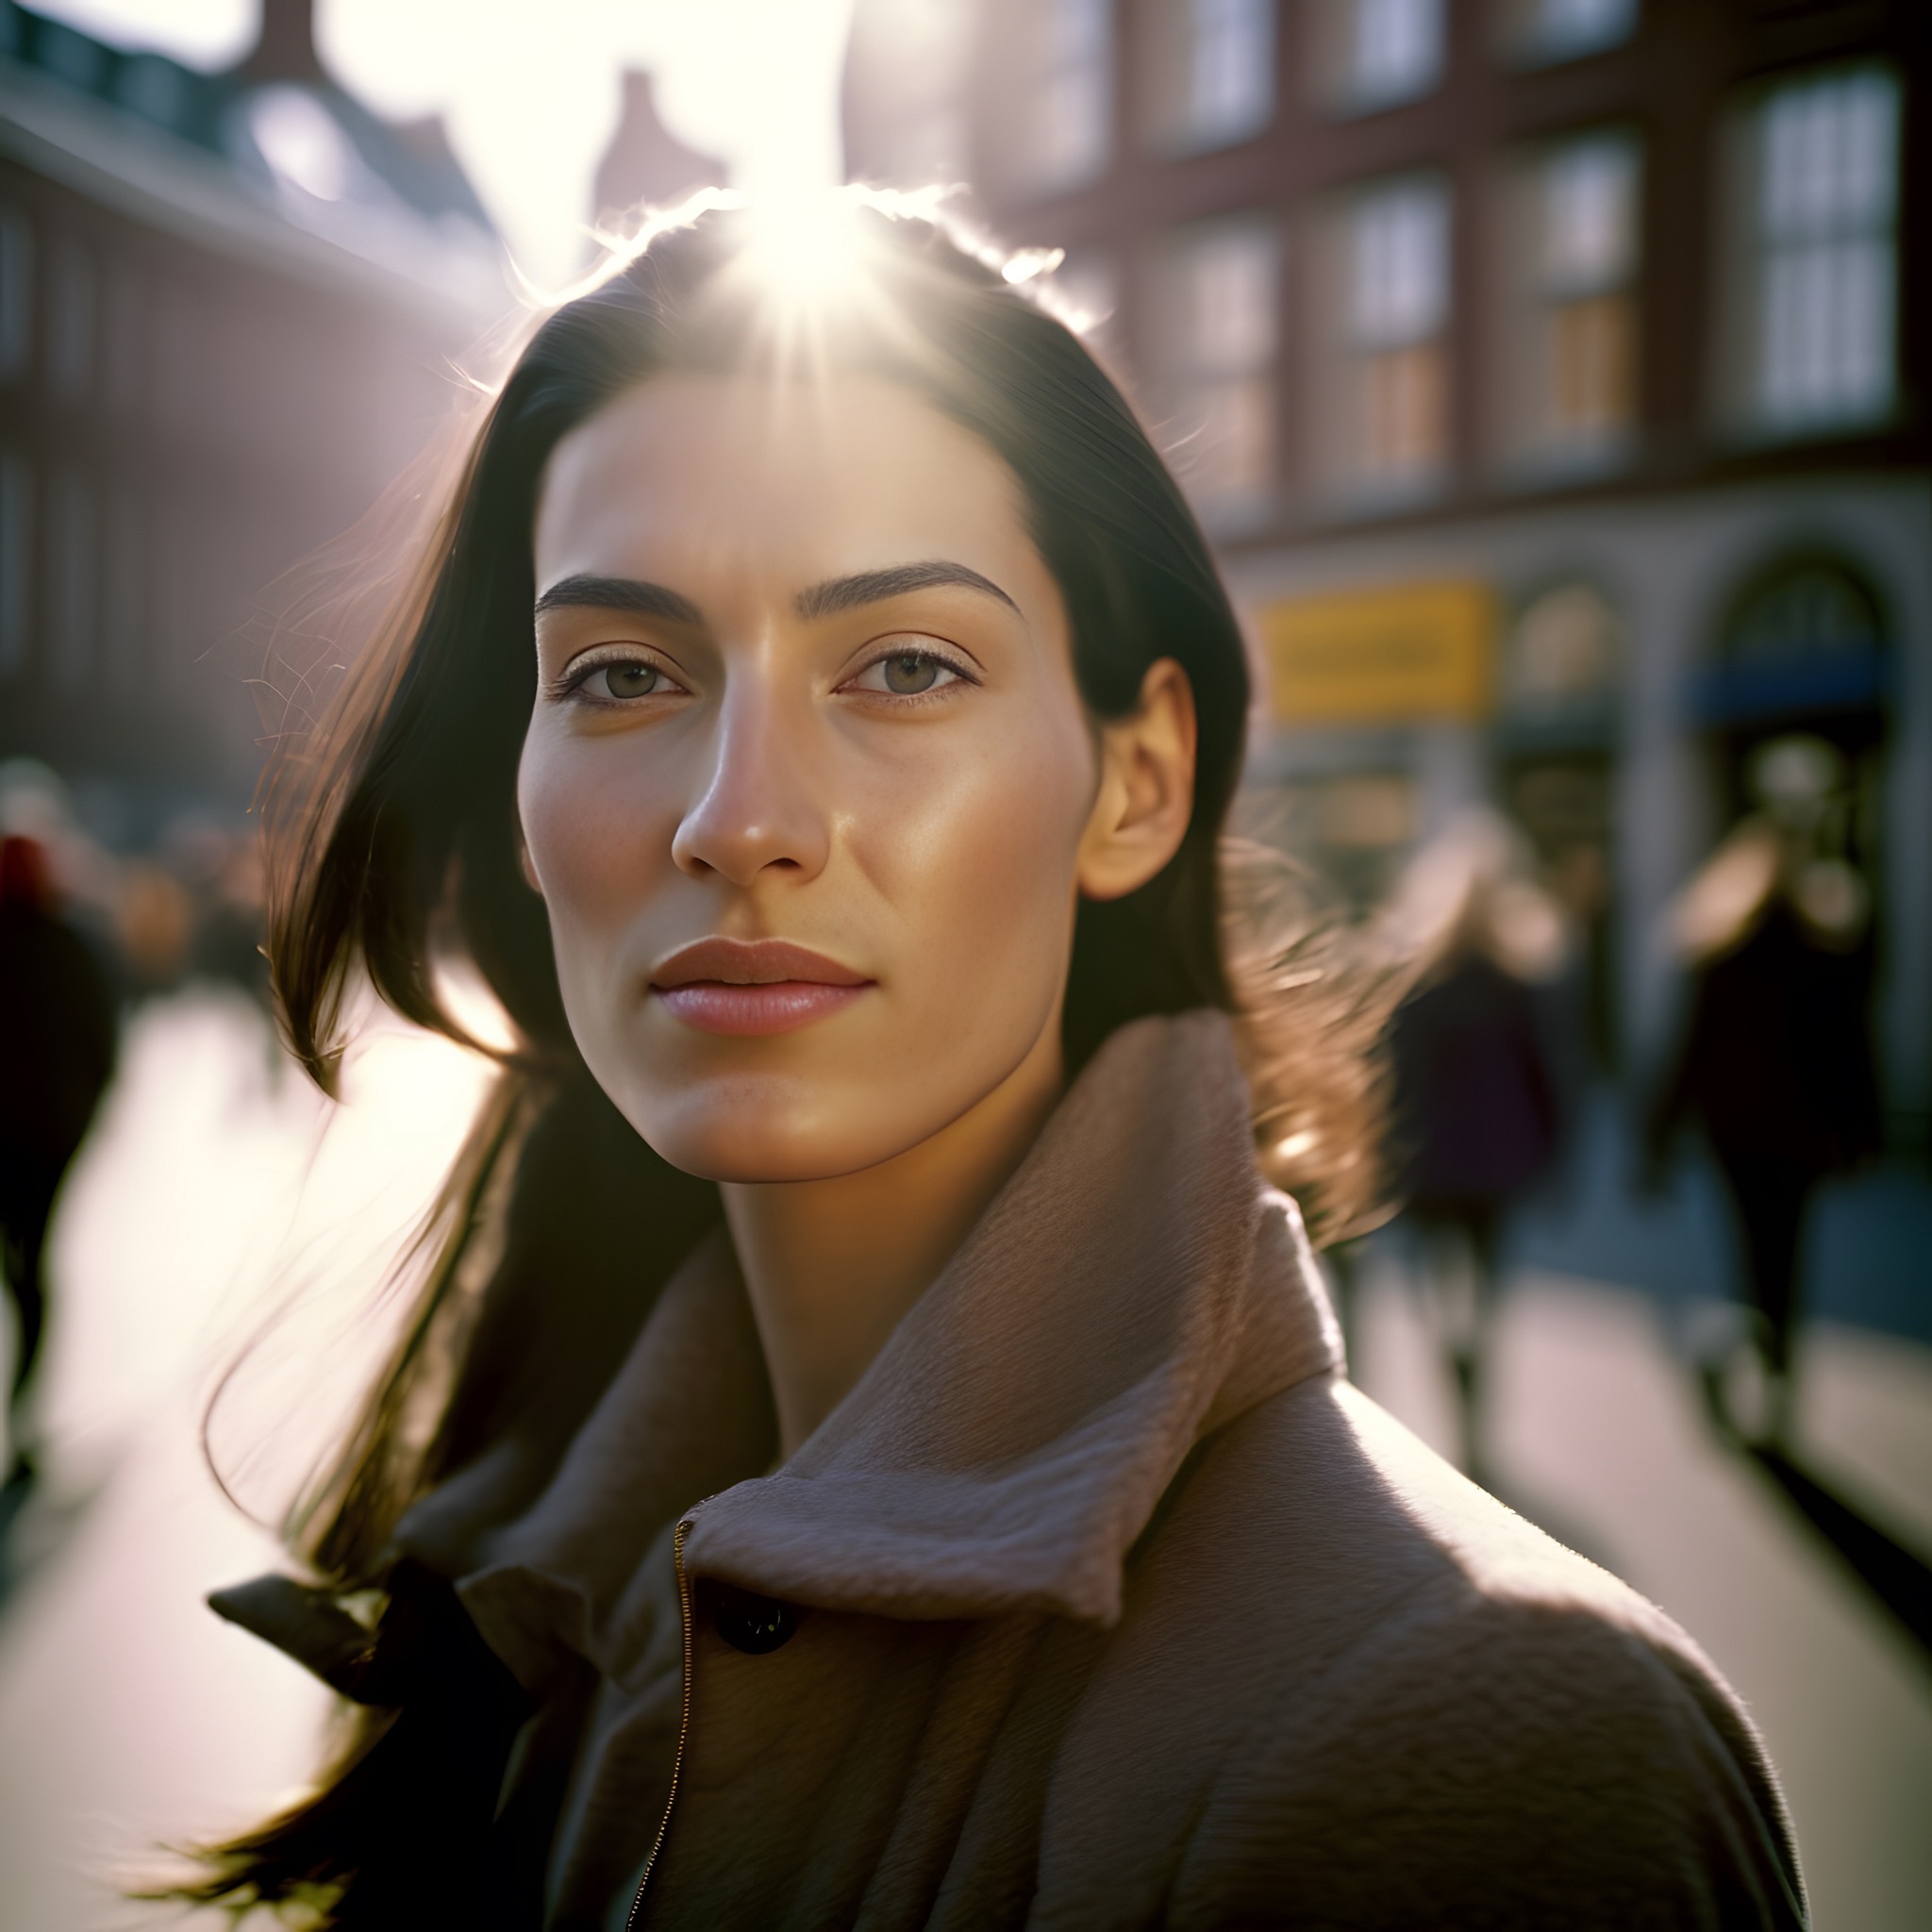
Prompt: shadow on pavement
<box><xmin>1701</xmin><ymin>1365</ymin><xmax>1932</xmax><ymax>1672</ymax></box>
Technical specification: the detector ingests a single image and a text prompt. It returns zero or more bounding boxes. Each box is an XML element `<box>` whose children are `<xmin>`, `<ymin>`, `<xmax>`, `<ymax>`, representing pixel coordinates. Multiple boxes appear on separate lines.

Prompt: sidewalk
<box><xmin>0</xmin><ymin>989</ymin><xmax>489</xmax><ymax>1931</ymax></box>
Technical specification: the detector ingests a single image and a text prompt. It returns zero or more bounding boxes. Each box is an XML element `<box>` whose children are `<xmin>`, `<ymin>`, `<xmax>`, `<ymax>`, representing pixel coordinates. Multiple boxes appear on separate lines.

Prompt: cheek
<box><xmin>516</xmin><ymin>726</ymin><xmax>675</xmax><ymax>946</ymax></box>
<box><xmin>856</xmin><ymin>708</ymin><xmax>1095</xmax><ymax>993</ymax></box>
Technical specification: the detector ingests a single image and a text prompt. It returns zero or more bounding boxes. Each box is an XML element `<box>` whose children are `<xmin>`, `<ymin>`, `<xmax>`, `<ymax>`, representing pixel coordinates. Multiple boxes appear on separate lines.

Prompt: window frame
<box><xmin>1497</xmin><ymin>0</ymin><xmax>1639</xmax><ymax>72</ymax></box>
<box><xmin>1490</xmin><ymin>125</ymin><xmax>1645</xmax><ymax>476</ymax></box>
<box><xmin>1152</xmin><ymin>212</ymin><xmax>1283</xmax><ymax>527</ymax></box>
<box><xmin>1005</xmin><ymin>0</ymin><xmax>1118</xmax><ymax>198</ymax></box>
<box><xmin>1313</xmin><ymin>171</ymin><xmax>1457</xmax><ymax>507</ymax></box>
<box><xmin>1715</xmin><ymin>61</ymin><xmax>1903</xmax><ymax>444</ymax></box>
<box><xmin>1140</xmin><ymin>0</ymin><xmax>1276</xmax><ymax>158</ymax></box>
<box><xmin>1314</xmin><ymin>0</ymin><xmax>1447</xmax><ymax>121</ymax></box>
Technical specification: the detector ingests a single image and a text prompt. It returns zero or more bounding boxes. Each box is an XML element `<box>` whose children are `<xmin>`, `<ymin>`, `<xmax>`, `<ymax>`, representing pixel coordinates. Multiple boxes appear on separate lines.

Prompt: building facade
<box><xmin>0</xmin><ymin>0</ymin><xmax>499</xmax><ymax>826</ymax></box>
<box><xmin>844</xmin><ymin>0</ymin><xmax>1932</xmax><ymax>1140</ymax></box>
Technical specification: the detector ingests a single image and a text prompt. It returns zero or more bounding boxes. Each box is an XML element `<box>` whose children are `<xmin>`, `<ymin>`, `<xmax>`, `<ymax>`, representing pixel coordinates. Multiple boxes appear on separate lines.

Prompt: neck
<box><xmin>723</xmin><ymin>1020</ymin><xmax>1066</xmax><ymax>1459</ymax></box>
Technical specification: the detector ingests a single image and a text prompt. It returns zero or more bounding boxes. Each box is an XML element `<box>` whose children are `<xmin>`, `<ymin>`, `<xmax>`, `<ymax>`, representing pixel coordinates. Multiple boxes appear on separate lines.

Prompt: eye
<box><xmin>844</xmin><ymin>646</ymin><xmax>974</xmax><ymax>699</ymax></box>
<box><xmin>591</xmin><ymin>661</ymin><xmax>663</xmax><ymax>699</ymax></box>
<box><xmin>560</xmin><ymin>654</ymin><xmax>686</xmax><ymax>704</ymax></box>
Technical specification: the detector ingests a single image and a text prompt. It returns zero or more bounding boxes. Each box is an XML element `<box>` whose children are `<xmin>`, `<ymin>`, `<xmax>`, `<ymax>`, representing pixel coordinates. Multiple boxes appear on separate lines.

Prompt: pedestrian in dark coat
<box><xmin>1383</xmin><ymin>813</ymin><xmax>1571</xmax><ymax>1481</ymax></box>
<box><xmin>0</xmin><ymin>834</ymin><xmax>119</xmax><ymax>1491</ymax></box>
<box><xmin>1649</xmin><ymin>737</ymin><xmax>1881</xmax><ymax>1436</ymax></box>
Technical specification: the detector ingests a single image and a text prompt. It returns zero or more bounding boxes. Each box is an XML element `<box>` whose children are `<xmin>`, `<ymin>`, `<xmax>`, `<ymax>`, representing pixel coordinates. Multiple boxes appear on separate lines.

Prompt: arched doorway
<box><xmin>1699</xmin><ymin>555</ymin><xmax>1888</xmax><ymax>891</ymax></box>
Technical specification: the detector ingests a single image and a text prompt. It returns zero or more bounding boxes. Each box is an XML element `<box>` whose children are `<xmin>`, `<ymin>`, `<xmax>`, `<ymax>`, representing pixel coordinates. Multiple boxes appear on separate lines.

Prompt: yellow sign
<box><xmin>1259</xmin><ymin>580</ymin><xmax>1496</xmax><ymax>724</ymax></box>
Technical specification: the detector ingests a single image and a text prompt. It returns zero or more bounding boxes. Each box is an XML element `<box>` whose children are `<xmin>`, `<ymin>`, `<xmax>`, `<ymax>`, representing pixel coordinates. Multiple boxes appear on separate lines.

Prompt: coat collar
<box><xmin>432</xmin><ymin>1010</ymin><xmax>1341</xmax><ymax>1686</ymax></box>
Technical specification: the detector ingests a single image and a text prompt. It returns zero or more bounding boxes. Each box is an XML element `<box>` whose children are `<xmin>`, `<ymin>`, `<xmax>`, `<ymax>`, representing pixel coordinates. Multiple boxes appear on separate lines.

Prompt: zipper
<box><xmin>625</xmin><ymin>1515</ymin><xmax>696</xmax><ymax>1930</ymax></box>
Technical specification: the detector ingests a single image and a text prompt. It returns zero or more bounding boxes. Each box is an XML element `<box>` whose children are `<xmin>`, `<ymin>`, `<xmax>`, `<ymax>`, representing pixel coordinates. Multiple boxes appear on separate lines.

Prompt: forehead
<box><xmin>534</xmin><ymin>373</ymin><xmax>1034</xmax><ymax>591</ymax></box>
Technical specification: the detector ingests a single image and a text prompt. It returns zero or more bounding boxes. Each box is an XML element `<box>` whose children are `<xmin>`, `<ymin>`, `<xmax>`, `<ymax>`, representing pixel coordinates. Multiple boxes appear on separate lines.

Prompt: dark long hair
<box><xmin>176</xmin><ymin>198</ymin><xmax>1391</xmax><ymax>1924</ymax></box>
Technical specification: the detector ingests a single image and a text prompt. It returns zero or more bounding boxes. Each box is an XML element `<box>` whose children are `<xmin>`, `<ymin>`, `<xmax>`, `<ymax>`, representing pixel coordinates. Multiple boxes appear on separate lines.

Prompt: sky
<box><xmin>35</xmin><ymin>0</ymin><xmax>856</xmax><ymax>285</ymax></box>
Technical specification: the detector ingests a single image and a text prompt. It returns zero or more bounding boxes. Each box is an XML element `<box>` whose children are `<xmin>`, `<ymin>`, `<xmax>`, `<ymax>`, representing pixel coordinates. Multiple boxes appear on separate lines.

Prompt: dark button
<box><xmin>713</xmin><ymin>1585</ymin><xmax>797</xmax><ymax>1655</ymax></box>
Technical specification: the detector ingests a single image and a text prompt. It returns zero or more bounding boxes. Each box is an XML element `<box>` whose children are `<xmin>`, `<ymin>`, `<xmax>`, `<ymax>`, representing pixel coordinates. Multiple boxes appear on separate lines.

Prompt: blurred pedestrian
<box><xmin>0</xmin><ymin>834</ymin><xmax>120</xmax><ymax>1497</ymax></box>
<box><xmin>1380</xmin><ymin>812</ymin><xmax>1573</xmax><ymax>1483</ymax></box>
<box><xmin>1647</xmin><ymin>735</ymin><xmax>1881</xmax><ymax>1442</ymax></box>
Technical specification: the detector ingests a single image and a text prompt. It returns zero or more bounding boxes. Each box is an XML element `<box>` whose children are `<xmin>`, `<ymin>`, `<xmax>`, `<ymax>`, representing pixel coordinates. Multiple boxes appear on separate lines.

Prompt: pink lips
<box><xmin>649</xmin><ymin>938</ymin><xmax>873</xmax><ymax>1037</ymax></box>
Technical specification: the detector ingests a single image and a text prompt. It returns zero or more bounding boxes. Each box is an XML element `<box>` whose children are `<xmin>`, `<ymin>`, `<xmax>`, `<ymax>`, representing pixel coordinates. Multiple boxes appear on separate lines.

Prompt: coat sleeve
<box><xmin>1168</xmin><ymin>1591</ymin><xmax>1807</xmax><ymax>1931</ymax></box>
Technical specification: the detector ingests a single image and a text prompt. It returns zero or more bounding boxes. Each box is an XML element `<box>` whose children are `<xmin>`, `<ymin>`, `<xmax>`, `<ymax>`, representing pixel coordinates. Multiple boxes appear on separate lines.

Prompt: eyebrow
<box><xmin>532</xmin><ymin>559</ymin><xmax>1021</xmax><ymax>629</ymax></box>
<box><xmin>534</xmin><ymin>575</ymin><xmax>704</xmax><ymax>625</ymax></box>
<box><xmin>795</xmin><ymin>561</ymin><xmax>1020</xmax><ymax>621</ymax></box>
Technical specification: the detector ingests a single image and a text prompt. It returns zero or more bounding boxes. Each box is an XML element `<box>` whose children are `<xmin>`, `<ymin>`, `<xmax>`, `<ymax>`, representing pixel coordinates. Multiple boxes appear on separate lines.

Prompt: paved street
<box><xmin>0</xmin><ymin>991</ymin><xmax>1927</xmax><ymax>1929</ymax></box>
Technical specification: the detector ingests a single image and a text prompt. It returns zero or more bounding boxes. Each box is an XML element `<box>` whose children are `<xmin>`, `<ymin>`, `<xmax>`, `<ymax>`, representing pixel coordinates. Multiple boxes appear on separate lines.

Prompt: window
<box><xmin>1188</xmin><ymin>0</ymin><xmax>1273</xmax><ymax>145</ymax></box>
<box><xmin>1144</xmin><ymin>0</ymin><xmax>1274</xmax><ymax>154</ymax></box>
<box><xmin>51</xmin><ymin>466</ymin><xmax>96</xmax><ymax>687</ymax></box>
<box><xmin>103</xmin><ymin>260</ymin><xmax>145</xmax><ymax>412</ymax></box>
<box><xmin>847</xmin><ymin>0</ymin><xmax>973</xmax><ymax>188</ymax></box>
<box><xmin>49</xmin><ymin>237</ymin><xmax>94</xmax><ymax>399</ymax></box>
<box><xmin>1159</xmin><ymin>220</ymin><xmax>1278</xmax><ymax>517</ymax></box>
<box><xmin>105</xmin><ymin>483</ymin><xmax>146</xmax><ymax>677</ymax></box>
<box><xmin>1324</xmin><ymin>177</ymin><xmax>1451</xmax><ymax>494</ymax></box>
<box><xmin>35</xmin><ymin>22</ymin><xmax>108</xmax><ymax>93</ymax></box>
<box><xmin>0</xmin><ymin>451</ymin><xmax>30</xmax><ymax>679</ymax></box>
<box><xmin>115</xmin><ymin>53</ymin><xmax>195</xmax><ymax>134</ymax></box>
<box><xmin>1014</xmin><ymin>0</ymin><xmax>1114</xmax><ymax>194</ymax></box>
<box><xmin>1502</xmin><ymin>133</ymin><xmax>1641</xmax><ymax>462</ymax></box>
<box><xmin>1700</xmin><ymin>560</ymin><xmax>1887</xmax><ymax>729</ymax></box>
<box><xmin>1507</xmin><ymin>0</ymin><xmax>1637</xmax><ymax>67</ymax></box>
<box><xmin>1740</xmin><ymin>67</ymin><xmax>1899</xmax><ymax>434</ymax></box>
<box><xmin>0</xmin><ymin>207</ymin><xmax>30</xmax><ymax>382</ymax></box>
<box><xmin>1324</xmin><ymin>0</ymin><xmax>1443</xmax><ymax>114</ymax></box>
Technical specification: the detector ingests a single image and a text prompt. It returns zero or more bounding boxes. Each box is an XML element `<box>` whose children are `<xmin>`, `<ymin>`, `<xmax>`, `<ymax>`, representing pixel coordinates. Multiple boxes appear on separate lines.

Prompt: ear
<box><xmin>1076</xmin><ymin>658</ymin><xmax>1197</xmax><ymax>902</ymax></box>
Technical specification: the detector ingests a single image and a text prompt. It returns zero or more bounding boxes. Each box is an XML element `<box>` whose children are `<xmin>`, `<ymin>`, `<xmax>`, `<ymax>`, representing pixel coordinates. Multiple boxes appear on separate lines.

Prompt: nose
<box><xmin>670</xmin><ymin>678</ymin><xmax>831</xmax><ymax>887</ymax></box>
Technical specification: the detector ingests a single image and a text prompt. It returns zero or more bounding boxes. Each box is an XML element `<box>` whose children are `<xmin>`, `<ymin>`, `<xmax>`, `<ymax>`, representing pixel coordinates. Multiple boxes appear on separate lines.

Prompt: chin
<box><xmin>613</xmin><ymin>1074</ymin><xmax>925</xmax><ymax>1186</ymax></box>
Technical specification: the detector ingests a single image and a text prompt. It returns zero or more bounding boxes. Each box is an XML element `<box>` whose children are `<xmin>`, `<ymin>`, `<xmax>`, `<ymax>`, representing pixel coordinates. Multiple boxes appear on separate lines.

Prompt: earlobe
<box><xmin>1075</xmin><ymin>658</ymin><xmax>1197</xmax><ymax>903</ymax></box>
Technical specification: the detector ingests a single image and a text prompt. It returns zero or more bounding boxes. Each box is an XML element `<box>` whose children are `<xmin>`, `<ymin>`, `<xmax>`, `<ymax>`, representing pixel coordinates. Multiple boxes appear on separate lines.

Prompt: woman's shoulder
<box><xmin>1177</xmin><ymin>1374</ymin><xmax>1707</xmax><ymax>1667</ymax></box>
<box><xmin>1058</xmin><ymin>1375</ymin><xmax>1807</xmax><ymax>1927</ymax></box>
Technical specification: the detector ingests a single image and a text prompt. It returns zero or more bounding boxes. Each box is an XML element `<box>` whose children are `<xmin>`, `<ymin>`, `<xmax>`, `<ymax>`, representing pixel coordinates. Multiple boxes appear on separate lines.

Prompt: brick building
<box><xmin>0</xmin><ymin>0</ymin><xmax>500</xmax><ymax>824</ymax></box>
<box><xmin>845</xmin><ymin>0</ymin><xmax>1932</xmax><ymax>1138</ymax></box>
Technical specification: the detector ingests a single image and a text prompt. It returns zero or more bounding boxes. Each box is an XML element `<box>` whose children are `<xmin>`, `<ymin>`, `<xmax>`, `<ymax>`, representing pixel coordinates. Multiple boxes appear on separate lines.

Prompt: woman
<box><xmin>1647</xmin><ymin>734</ymin><xmax>1880</xmax><ymax>1442</ymax></box>
<box><xmin>1378</xmin><ymin>811</ymin><xmax>1572</xmax><ymax>1487</ymax></box>
<box><xmin>189</xmin><ymin>202</ymin><xmax>1803</xmax><ymax>1929</ymax></box>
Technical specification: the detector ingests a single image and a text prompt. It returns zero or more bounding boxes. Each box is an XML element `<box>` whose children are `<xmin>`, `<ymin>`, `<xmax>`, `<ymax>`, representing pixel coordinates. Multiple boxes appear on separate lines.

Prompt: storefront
<box><xmin>1245</xmin><ymin>577</ymin><xmax>1494</xmax><ymax>915</ymax></box>
<box><xmin>1233</xmin><ymin>474</ymin><xmax>1931</xmax><ymax>1140</ymax></box>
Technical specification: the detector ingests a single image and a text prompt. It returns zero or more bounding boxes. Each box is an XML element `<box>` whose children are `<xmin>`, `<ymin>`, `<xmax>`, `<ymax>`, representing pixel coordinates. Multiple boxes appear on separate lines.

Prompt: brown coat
<box><xmin>403</xmin><ymin>1012</ymin><xmax>1805</xmax><ymax>1930</ymax></box>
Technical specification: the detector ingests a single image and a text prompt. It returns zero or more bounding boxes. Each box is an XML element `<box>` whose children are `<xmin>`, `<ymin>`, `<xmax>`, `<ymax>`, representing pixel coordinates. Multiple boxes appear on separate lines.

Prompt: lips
<box><xmin>648</xmin><ymin>937</ymin><xmax>873</xmax><ymax>1037</ymax></box>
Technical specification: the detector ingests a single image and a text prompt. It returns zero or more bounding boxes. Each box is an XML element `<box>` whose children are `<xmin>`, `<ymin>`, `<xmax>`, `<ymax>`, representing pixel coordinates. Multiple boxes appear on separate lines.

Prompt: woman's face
<box><xmin>521</xmin><ymin>372</ymin><xmax>1173</xmax><ymax>1184</ymax></box>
